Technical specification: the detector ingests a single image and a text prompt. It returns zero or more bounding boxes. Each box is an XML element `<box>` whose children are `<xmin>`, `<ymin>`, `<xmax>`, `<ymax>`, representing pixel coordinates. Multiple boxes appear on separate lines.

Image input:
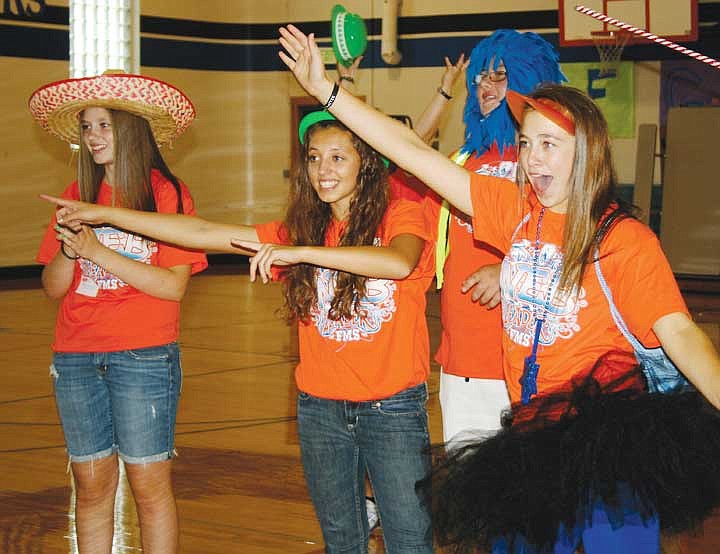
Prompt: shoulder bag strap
<box><xmin>592</xmin><ymin>209</ymin><xmax>645</xmax><ymax>350</ymax></box>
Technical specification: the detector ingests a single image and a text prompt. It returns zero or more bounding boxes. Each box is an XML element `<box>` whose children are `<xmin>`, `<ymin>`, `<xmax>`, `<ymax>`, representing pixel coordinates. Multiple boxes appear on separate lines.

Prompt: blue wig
<box><xmin>461</xmin><ymin>29</ymin><xmax>566</xmax><ymax>157</ymax></box>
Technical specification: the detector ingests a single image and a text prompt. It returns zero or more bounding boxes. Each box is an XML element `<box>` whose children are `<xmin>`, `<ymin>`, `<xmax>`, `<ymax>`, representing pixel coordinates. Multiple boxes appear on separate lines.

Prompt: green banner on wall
<box><xmin>560</xmin><ymin>62</ymin><xmax>635</xmax><ymax>138</ymax></box>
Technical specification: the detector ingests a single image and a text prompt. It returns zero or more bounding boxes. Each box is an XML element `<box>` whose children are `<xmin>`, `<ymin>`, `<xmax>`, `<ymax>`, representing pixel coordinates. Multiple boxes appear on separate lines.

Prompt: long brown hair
<box><xmin>282</xmin><ymin>120</ymin><xmax>389</xmax><ymax>322</ymax></box>
<box><xmin>517</xmin><ymin>85</ymin><xmax>636</xmax><ymax>296</ymax></box>
<box><xmin>77</xmin><ymin>108</ymin><xmax>185</xmax><ymax>213</ymax></box>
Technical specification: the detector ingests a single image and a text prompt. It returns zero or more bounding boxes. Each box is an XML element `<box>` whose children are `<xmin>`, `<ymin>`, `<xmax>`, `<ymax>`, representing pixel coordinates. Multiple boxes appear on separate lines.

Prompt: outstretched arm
<box><xmin>233</xmin><ymin>233</ymin><xmax>425</xmax><ymax>284</ymax></box>
<box><xmin>414</xmin><ymin>54</ymin><xmax>468</xmax><ymax>144</ymax></box>
<box><xmin>279</xmin><ymin>25</ymin><xmax>473</xmax><ymax>215</ymax></box>
<box><xmin>41</xmin><ymin>195</ymin><xmax>259</xmax><ymax>253</ymax></box>
<box><xmin>654</xmin><ymin>312</ymin><xmax>720</xmax><ymax>409</ymax></box>
<box><xmin>336</xmin><ymin>53</ymin><xmax>466</xmax><ymax>146</ymax></box>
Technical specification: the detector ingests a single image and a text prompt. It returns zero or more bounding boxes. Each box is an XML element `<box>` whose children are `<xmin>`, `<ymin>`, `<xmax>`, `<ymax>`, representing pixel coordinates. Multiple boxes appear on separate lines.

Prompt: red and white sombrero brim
<box><xmin>28</xmin><ymin>72</ymin><xmax>195</xmax><ymax>147</ymax></box>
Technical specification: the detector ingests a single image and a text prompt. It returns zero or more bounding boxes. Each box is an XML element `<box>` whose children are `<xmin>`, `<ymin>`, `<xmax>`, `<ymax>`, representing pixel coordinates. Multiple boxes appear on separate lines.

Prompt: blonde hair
<box><xmin>517</xmin><ymin>85</ymin><xmax>626</xmax><ymax>296</ymax></box>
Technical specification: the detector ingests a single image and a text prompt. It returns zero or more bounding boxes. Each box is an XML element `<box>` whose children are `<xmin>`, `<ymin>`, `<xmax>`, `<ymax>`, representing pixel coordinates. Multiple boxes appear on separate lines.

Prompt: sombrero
<box><xmin>298</xmin><ymin>110</ymin><xmax>389</xmax><ymax>167</ymax></box>
<box><xmin>28</xmin><ymin>70</ymin><xmax>195</xmax><ymax>147</ymax></box>
<box><xmin>331</xmin><ymin>4</ymin><xmax>368</xmax><ymax>67</ymax></box>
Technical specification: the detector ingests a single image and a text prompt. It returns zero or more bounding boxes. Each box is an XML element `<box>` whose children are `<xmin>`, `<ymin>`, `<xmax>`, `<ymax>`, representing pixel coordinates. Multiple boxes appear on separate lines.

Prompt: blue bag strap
<box><xmin>592</xmin><ymin>208</ymin><xmax>646</xmax><ymax>351</ymax></box>
<box><xmin>593</xmin><ymin>246</ymin><xmax>645</xmax><ymax>352</ymax></box>
<box><xmin>593</xmin><ymin>208</ymin><xmax>692</xmax><ymax>393</ymax></box>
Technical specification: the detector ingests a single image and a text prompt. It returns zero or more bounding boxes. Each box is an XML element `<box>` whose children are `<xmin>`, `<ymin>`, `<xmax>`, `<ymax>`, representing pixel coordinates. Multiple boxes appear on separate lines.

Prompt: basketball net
<box><xmin>591</xmin><ymin>30</ymin><xmax>631</xmax><ymax>77</ymax></box>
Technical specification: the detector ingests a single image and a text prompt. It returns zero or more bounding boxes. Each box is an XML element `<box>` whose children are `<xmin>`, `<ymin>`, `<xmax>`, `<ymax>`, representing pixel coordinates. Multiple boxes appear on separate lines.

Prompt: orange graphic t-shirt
<box><xmin>37</xmin><ymin>170</ymin><xmax>208</xmax><ymax>352</ymax></box>
<box><xmin>256</xmin><ymin>199</ymin><xmax>434</xmax><ymax>401</ymax></box>
<box><xmin>468</xmin><ymin>172</ymin><xmax>688</xmax><ymax>402</ymax></box>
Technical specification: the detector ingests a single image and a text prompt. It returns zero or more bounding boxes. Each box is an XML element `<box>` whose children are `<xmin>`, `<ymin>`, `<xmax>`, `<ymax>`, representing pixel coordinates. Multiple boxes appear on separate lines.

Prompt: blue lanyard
<box><xmin>520</xmin><ymin>208</ymin><xmax>563</xmax><ymax>404</ymax></box>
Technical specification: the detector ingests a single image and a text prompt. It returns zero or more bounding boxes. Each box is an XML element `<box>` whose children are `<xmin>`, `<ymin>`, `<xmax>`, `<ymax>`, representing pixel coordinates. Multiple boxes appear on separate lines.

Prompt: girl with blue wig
<box><xmin>428</xmin><ymin>29</ymin><xmax>566</xmax><ymax>447</ymax></box>
<box><xmin>460</xmin><ymin>29</ymin><xmax>566</xmax><ymax>157</ymax></box>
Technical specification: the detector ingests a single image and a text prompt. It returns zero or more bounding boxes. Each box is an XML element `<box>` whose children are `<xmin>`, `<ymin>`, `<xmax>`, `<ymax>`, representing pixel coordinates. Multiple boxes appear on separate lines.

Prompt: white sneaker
<box><xmin>366</xmin><ymin>496</ymin><xmax>380</xmax><ymax>531</ymax></box>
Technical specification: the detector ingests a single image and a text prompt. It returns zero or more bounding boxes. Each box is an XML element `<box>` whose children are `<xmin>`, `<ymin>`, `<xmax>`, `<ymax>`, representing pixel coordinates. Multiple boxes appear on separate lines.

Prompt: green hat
<box><xmin>331</xmin><ymin>4</ymin><xmax>368</xmax><ymax>67</ymax></box>
<box><xmin>297</xmin><ymin>110</ymin><xmax>389</xmax><ymax>167</ymax></box>
<box><xmin>298</xmin><ymin>110</ymin><xmax>337</xmax><ymax>144</ymax></box>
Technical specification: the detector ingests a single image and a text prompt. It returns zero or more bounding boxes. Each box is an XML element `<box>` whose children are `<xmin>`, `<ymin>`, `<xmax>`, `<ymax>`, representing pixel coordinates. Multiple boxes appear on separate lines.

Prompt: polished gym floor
<box><xmin>1</xmin><ymin>265</ymin><xmax>718</xmax><ymax>553</ymax></box>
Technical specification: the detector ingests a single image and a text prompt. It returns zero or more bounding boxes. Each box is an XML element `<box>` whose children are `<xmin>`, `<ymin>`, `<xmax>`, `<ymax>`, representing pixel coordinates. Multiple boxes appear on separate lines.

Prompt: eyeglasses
<box><xmin>472</xmin><ymin>70</ymin><xmax>508</xmax><ymax>85</ymax></box>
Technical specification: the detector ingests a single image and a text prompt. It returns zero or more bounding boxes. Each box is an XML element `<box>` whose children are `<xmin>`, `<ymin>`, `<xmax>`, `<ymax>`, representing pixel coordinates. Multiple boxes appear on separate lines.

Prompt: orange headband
<box><xmin>506</xmin><ymin>89</ymin><xmax>576</xmax><ymax>136</ymax></box>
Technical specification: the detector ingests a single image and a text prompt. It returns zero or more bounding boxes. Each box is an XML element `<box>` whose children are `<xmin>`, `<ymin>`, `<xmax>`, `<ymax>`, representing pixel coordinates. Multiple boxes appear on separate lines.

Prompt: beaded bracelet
<box><xmin>339</xmin><ymin>75</ymin><xmax>355</xmax><ymax>84</ymax></box>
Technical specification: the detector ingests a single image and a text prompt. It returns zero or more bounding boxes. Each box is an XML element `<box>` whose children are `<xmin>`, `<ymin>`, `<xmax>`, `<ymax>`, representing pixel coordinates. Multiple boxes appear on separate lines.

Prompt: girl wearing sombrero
<box><xmin>30</xmin><ymin>72</ymin><xmax>207</xmax><ymax>552</ymax></box>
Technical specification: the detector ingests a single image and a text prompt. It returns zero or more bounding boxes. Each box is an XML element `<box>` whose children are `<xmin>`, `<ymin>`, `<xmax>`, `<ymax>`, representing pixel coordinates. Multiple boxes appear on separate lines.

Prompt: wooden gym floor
<box><xmin>0</xmin><ymin>265</ymin><xmax>718</xmax><ymax>553</ymax></box>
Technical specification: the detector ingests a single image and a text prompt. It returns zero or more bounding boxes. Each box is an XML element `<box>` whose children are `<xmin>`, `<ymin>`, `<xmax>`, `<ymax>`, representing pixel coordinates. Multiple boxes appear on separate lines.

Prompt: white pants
<box><xmin>439</xmin><ymin>368</ymin><xmax>510</xmax><ymax>447</ymax></box>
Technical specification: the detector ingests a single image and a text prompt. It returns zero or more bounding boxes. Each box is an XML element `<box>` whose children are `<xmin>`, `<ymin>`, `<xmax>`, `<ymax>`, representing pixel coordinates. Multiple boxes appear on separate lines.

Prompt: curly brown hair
<box><xmin>282</xmin><ymin>120</ymin><xmax>389</xmax><ymax>322</ymax></box>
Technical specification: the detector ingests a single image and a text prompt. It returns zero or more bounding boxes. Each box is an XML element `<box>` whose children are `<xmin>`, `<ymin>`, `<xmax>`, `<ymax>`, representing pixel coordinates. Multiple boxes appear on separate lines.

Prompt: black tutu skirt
<box><xmin>422</xmin><ymin>358</ymin><xmax>720</xmax><ymax>553</ymax></box>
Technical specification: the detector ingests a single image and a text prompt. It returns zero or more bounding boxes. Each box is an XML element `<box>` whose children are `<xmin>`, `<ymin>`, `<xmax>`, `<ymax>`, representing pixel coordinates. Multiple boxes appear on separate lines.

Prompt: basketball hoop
<box><xmin>591</xmin><ymin>30</ymin><xmax>631</xmax><ymax>77</ymax></box>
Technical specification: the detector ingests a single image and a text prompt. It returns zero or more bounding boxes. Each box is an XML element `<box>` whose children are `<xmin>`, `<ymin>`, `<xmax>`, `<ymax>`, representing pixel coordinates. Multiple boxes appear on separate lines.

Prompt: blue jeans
<box><xmin>297</xmin><ymin>383</ymin><xmax>433</xmax><ymax>554</ymax></box>
<box><xmin>492</xmin><ymin>485</ymin><xmax>660</xmax><ymax>554</ymax></box>
<box><xmin>51</xmin><ymin>343</ymin><xmax>182</xmax><ymax>464</ymax></box>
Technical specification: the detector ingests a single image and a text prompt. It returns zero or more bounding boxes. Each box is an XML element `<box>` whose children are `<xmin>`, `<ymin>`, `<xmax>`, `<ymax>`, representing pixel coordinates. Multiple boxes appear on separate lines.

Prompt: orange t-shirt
<box><xmin>388</xmin><ymin>167</ymin><xmax>427</xmax><ymax>203</ymax></box>
<box><xmin>37</xmin><ymin>170</ymin><xmax>208</xmax><ymax>352</ymax></box>
<box><xmin>468</xmin><ymin>172</ymin><xmax>689</xmax><ymax>402</ymax></box>
<box><xmin>255</xmin><ymin>199</ymin><xmax>435</xmax><ymax>401</ymax></box>
<box><xmin>427</xmin><ymin>144</ymin><xmax>517</xmax><ymax>379</ymax></box>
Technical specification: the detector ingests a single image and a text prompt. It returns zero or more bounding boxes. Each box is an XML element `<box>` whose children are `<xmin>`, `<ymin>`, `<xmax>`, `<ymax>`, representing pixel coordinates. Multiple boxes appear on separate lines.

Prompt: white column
<box><xmin>69</xmin><ymin>0</ymin><xmax>140</xmax><ymax>77</ymax></box>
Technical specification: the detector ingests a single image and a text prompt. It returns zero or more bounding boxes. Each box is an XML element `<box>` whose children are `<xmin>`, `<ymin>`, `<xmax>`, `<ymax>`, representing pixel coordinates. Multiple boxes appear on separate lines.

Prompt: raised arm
<box><xmin>414</xmin><ymin>54</ymin><xmax>468</xmax><ymax>144</ymax></box>
<box><xmin>654</xmin><ymin>313</ymin><xmax>720</xmax><ymax>410</ymax></box>
<box><xmin>337</xmin><ymin>55</ymin><xmax>362</xmax><ymax>94</ymax></box>
<box><xmin>336</xmin><ymin>53</ymin><xmax>465</xmax><ymax>146</ymax></box>
<box><xmin>279</xmin><ymin>25</ymin><xmax>473</xmax><ymax>215</ymax></box>
<box><xmin>41</xmin><ymin>195</ymin><xmax>259</xmax><ymax>253</ymax></box>
<box><xmin>232</xmin><ymin>234</ymin><xmax>425</xmax><ymax>284</ymax></box>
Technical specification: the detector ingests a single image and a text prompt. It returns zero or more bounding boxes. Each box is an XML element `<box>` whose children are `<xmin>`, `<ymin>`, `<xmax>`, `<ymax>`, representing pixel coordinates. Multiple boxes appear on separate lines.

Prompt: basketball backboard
<box><xmin>559</xmin><ymin>0</ymin><xmax>698</xmax><ymax>47</ymax></box>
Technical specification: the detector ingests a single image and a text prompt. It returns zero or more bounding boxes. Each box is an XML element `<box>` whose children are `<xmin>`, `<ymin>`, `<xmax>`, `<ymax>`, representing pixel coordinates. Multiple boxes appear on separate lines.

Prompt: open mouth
<box><xmin>530</xmin><ymin>174</ymin><xmax>553</xmax><ymax>193</ymax></box>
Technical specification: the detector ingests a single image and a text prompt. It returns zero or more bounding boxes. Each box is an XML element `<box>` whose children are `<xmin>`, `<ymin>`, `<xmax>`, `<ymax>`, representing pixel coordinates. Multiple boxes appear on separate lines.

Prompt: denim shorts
<box><xmin>50</xmin><ymin>342</ymin><xmax>182</xmax><ymax>464</ymax></box>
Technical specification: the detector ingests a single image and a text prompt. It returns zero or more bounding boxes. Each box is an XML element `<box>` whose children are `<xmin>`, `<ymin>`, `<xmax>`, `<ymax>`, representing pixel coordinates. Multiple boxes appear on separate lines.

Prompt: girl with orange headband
<box><xmin>275</xmin><ymin>25</ymin><xmax>720</xmax><ymax>553</ymax></box>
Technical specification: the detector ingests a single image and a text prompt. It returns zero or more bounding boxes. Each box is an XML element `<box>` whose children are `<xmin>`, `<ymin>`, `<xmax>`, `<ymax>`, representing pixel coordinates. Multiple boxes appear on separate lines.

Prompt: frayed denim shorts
<box><xmin>50</xmin><ymin>342</ymin><xmax>181</xmax><ymax>464</ymax></box>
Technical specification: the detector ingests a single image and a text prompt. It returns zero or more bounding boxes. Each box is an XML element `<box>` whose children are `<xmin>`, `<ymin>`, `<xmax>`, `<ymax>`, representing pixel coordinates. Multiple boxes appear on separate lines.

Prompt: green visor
<box><xmin>298</xmin><ymin>110</ymin><xmax>389</xmax><ymax>168</ymax></box>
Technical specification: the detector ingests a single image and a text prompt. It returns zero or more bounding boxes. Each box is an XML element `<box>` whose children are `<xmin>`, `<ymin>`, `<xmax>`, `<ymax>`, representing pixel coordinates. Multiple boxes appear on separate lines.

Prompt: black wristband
<box><xmin>437</xmin><ymin>87</ymin><xmax>452</xmax><ymax>101</ymax></box>
<box><xmin>324</xmin><ymin>82</ymin><xmax>340</xmax><ymax>110</ymax></box>
<box><xmin>339</xmin><ymin>75</ymin><xmax>355</xmax><ymax>84</ymax></box>
<box><xmin>60</xmin><ymin>242</ymin><xmax>80</xmax><ymax>260</ymax></box>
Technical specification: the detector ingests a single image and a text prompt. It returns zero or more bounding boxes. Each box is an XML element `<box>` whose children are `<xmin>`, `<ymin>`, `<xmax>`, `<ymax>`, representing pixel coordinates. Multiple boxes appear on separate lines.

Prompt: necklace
<box><xmin>519</xmin><ymin>207</ymin><xmax>563</xmax><ymax>404</ymax></box>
